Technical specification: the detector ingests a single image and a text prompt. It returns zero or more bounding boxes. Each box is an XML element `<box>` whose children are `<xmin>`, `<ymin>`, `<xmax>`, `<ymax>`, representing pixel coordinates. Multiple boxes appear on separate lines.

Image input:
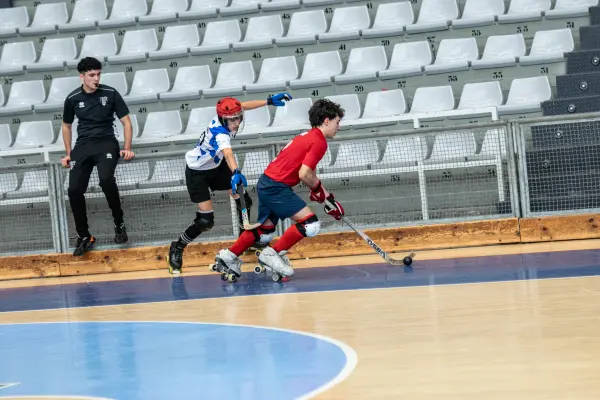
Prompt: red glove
<box><xmin>309</xmin><ymin>180</ymin><xmax>329</xmax><ymax>203</ymax></box>
<box><xmin>324</xmin><ymin>194</ymin><xmax>344</xmax><ymax>220</ymax></box>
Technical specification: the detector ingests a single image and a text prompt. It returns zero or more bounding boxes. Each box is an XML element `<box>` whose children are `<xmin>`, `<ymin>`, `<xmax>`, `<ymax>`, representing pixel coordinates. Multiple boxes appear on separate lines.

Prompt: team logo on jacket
<box><xmin>78</xmin><ymin>102</ymin><xmax>85</xmax><ymax>108</ymax></box>
<box><xmin>100</xmin><ymin>96</ymin><xmax>108</xmax><ymax>106</ymax></box>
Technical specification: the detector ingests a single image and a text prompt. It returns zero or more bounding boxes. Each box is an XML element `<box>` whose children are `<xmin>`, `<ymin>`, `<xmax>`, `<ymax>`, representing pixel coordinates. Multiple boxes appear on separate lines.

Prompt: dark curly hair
<box><xmin>308</xmin><ymin>99</ymin><xmax>345</xmax><ymax>128</ymax></box>
<box><xmin>77</xmin><ymin>56</ymin><xmax>102</xmax><ymax>74</ymax></box>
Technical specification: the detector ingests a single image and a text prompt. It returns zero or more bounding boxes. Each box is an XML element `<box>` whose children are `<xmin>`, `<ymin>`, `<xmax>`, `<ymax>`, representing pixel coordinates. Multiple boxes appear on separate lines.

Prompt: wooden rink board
<box><xmin>2</xmin><ymin>213</ymin><xmax>600</xmax><ymax>281</ymax></box>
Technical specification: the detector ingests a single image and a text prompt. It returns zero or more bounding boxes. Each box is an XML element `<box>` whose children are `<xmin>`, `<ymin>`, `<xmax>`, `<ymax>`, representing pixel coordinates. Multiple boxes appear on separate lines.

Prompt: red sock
<box><xmin>229</xmin><ymin>226</ymin><xmax>273</xmax><ymax>256</ymax></box>
<box><xmin>272</xmin><ymin>223</ymin><xmax>307</xmax><ymax>253</ymax></box>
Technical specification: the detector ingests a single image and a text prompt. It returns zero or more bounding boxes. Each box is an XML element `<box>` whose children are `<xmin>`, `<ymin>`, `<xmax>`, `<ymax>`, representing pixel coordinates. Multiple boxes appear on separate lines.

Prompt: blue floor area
<box><xmin>2</xmin><ymin>248</ymin><xmax>600</xmax><ymax>314</ymax></box>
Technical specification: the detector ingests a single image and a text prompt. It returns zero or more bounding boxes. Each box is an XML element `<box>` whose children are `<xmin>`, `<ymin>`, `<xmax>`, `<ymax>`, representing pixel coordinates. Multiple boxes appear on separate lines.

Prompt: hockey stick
<box><xmin>237</xmin><ymin>183</ymin><xmax>262</xmax><ymax>230</ymax></box>
<box><xmin>325</xmin><ymin>198</ymin><xmax>415</xmax><ymax>266</ymax></box>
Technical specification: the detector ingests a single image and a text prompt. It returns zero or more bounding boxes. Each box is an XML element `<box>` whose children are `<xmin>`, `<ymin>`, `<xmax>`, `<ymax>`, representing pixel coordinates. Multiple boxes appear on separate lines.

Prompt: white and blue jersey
<box><xmin>185</xmin><ymin>117</ymin><xmax>232</xmax><ymax>171</ymax></box>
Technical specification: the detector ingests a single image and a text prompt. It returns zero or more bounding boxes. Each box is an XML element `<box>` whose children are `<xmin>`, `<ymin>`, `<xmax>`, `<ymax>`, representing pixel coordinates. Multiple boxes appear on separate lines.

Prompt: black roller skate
<box><xmin>167</xmin><ymin>241</ymin><xmax>185</xmax><ymax>275</ymax></box>
<box><xmin>73</xmin><ymin>236</ymin><xmax>96</xmax><ymax>256</ymax></box>
<box><xmin>114</xmin><ymin>222</ymin><xmax>128</xmax><ymax>244</ymax></box>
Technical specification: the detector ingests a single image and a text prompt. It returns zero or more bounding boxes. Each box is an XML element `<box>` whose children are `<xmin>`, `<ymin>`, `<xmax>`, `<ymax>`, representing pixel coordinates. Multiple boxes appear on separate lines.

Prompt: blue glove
<box><xmin>231</xmin><ymin>169</ymin><xmax>248</xmax><ymax>194</ymax></box>
<box><xmin>267</xmin><ymin>92</ymin><xmax>292</xmax><ymax>107</ymax></box>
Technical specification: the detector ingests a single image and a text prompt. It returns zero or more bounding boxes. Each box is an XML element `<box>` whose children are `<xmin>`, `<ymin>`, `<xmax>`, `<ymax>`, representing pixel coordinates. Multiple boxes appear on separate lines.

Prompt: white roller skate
<box><xmin>210</xmin><ymin>249</ymin><xmax>243</xmax><ymax>283</ymax></box>
<box><xmin>254</xmin><ymin>246</ymin><xmax>294</xmax><ymax>282</ymax></box>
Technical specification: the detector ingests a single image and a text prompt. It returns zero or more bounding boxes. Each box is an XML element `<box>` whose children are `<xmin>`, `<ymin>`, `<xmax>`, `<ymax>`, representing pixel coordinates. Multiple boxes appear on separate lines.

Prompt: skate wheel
<box><xmin>272</xmin><ymin>273</ymin><xmax>281</xmax><ymax>282</ymax></box>
<box><xmin>210</xmin><ymin>264</ymin><xmax>218</xmax><ymax>272</ymax></box>
<box><xmin>255</xmin><ymin>250</ymin><xmax>261</xmax><ymax>257</ymax></box>
<box><xmin>220</xmin><ymin>273</ymin><xmax>228</xmax><ymax>281</ymax></box>
<box><xmin>403</xmin><ymin>256</ymin><xmax>413</xmax><ymax>266</ymax></box>
<box><xmin>254</xmin><ymin>265</ymin><xmax>263</xmax><ymax>274</ymax></box>
<box><xmin>228</xmin><ymin>274</ymin><xmax>237</xmax><ymax>283</ymax></box>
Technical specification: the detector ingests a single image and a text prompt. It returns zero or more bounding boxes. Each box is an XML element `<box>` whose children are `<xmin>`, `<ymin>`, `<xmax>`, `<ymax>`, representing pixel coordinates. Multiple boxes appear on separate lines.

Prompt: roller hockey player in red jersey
<box><xmin>167</xmin><ymin>93</ymin><xmax>292</xmax><ymax>275</ymax></box>
<box><xmin>212</xmin><ymin>99</ymin><xmax>346</xmax><ymax>281</ymax></box>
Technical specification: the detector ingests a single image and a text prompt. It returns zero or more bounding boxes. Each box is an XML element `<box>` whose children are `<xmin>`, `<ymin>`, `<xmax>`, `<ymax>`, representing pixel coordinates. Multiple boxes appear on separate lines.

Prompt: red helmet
<box><xmin>216</xmin><ymin>97</ymin><xmax>244</xmax><ymax>135</ymax></box>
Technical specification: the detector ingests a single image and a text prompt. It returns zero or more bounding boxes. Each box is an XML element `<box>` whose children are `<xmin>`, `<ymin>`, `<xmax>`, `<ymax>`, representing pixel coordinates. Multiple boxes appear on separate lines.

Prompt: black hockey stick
<box><xmin>237</xmin><ymin>183</ymin><xmax>261</xmax><ymax>230</ymax></box>
<box><xmin>325</xmin><ymin>198</ymin><xmax>415</xmax><ymax>266</ymax></box>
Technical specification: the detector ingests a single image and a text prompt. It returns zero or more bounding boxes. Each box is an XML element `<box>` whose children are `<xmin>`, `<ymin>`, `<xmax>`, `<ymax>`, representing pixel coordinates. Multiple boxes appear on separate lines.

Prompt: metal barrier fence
<box><xmin>11</xmin><ymin>112</ymin><xmax>600</xmax><ymax>256</ymax></box>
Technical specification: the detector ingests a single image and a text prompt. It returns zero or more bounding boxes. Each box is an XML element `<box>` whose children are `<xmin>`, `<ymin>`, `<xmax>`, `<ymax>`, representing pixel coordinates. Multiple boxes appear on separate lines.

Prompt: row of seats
<box><xmin>0</xmin><ymin>76</ymin><xmax>550</xmax><ymax>152</ymax></box>
<box><xmin>0</xmin><ymin>128</ymin><xmax>506</xmax><ymax>199</ymax></box>
<box><xmin>0</xmin><ymin>28</ymin><xmax>568</xmax><ymax>115</ymax></box>
<box><xmin>1</xmin><ymin>0</ymin><xmax>596</xmax><ymax>40</ymax></box>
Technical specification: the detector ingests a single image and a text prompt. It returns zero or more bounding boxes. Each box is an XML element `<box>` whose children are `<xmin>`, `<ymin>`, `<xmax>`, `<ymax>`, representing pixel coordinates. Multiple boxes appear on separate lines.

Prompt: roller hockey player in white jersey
<box><xmin>167</xmin><ymin>93</ymin><xmax>292</xmax><ymax>275</ymax></box>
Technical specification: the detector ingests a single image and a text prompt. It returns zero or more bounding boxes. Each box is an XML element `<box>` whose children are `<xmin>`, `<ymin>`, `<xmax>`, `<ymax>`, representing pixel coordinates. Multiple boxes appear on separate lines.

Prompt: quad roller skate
<box><xmin>167</xmin><ymin>241</ymin><xmax>185</xmax><ymax>275</ymax></box>
<box><xmin>253</xmin><ymin>247</ymin><xmax>294</xmax><ymax>282</ymax></box>
<box><xmin>209</xmin><ymin>249</ymin><xmax>243</xmax><ymax>283</ymax></box>
<box><xmin>245</xmin><ymin>241</ymin><xmax>268</xmax><ymax>257</ymax></box>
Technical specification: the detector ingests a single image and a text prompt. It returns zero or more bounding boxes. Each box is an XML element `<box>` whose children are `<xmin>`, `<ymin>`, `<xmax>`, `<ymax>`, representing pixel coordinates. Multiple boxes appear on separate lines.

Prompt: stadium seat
<box><xmin>27</xmin><ymin>38</ymin><xmax>77</xmax><ymax>72</ymax></box>
<box><xmin>0</xmin><ymin>172</ymin><xmax>18</xmax><ymax>196</ymax></box>
<box><xmin>479</xmin><ymin>128</ymin><xmax>507</xmax><ymax>158</ymax></box>
<box><xmin>379</xmin><ymin>41</ymin><xmax>432</xmax><ymax>79</ymax></box>
<box><xmin>7</xmin><ymin>170</ymin><xmax>49</xmax><ymax>198</ymax></box>
<box><xmin>101</xmin><ymin>72</ymin><xmax>128</xmax><ymax>95</ymax></box>
<box><xmin>275</xmin><ymin>10</ymin><xmax>327</xmax><ymax>46</ymax></box>
<box><xmin>424</xmin><ymin>38</ymin><xmax>479</xmax><ymax>75</ymax></box>
<box><xmin>107</xmin><ymin>29</ymin><xmax>158</xmax><ymax>64</ymax></box>
<box><xmin>0</xmin><ymin>124</ymin><xmax>12</xmax><ymax>149</ymax></box>
<box><xmin>183</xmin><ymin>107</ymin><xmax>214</xmax><ymax>136</ymax></box>
<box><xmin>179</xmin><ymin>0</ymin><xmax>225</xmax><ymax>19</ymax></box>
<box><xmin>262</xmin><ymin>0</ymin><xmax>302</xmax><ymax>12</ymax></box>
<box><xmin>160</xmin><ymin>65</ymin><xmax>212</xmax><ymax>101</ymax></box>
<box><xmin>376</xmin><ymin>136</ymin><xmax>427</xmax><ymax>168</ymax></box>
<box><xmin>19</xmin><ymin>3</ymin><xmax>68</xmax><ymax>36</ymax></box>
<box><xmin>289</xmin><ymin>51</ymin><xmax>342</xmax><ymax>89</ymax></box>
<box><xmin>546</xmin><ymin>0</ymin><xmax>599</xmax><ymax>18</ymax></box>
<box><xmin>112</xmin><ymin>162</ymin><xmax>150</xmax><ymax>190</ymax></box>
<box><xmin>497</xmin><ymin>76</ymin><xmax>552</xmax><ymax>115</ymax></box>
<box><xmin>221</xmin><ymin>0</ymin><xmax>269</xmax><ymax>16</ymax></box>
<box><xmin>0</xmin><ymin>42</ymin><xmax>36</xmax><ymax>75</ymax></box>
<box><xmin>126</xmin><ymin>69</ymin><xmax>170</xmax><ymax>104</ymax></box>
<box><xmin>141</xmin><ymin>159</ymin><xmax>186</xmax><ymax>187</ymax></box>
<box><xmin>410</xmin><ymin>86</ymin><xmax>455</xmax><ymax>114</ymax></box>
<box><xmin>240</xmin><ymin>106</ymin><xmax>271</xmax><ymax>137</ymax></box>
<box><xmin>68</xmin><ymin>33</ymin><xmax>118</xmax><ymax>68</ymax></box>
<box><xmin>318</xmin><ymin>5</ymin><xmax>370</xmax><ymax>43</ymax></box>
<box><xmin>13</xmin><ymin>121</ymin><xmax>55</xmax><ymax>149</ymax></box>
<box><xmin>138</xmin><ymin>110</ymin><xmax>183</xmax><ymax>140</ymax></box>
<box><xmin>353</xmin><ymin>89</ymin><xmax>407</xmax><ymax>128</ymax></box>
<box><xmin>0</xmin><ymin>81</ymin><xmax>45</xmax><ymax>116</ymax></box>
<box><xmin>149</xmin><ymin>24</ymin><xmax>200</xmax><ymax>60</ymax></box>
<box><xmin>498</xmin><ymin>0</ymin><xmax>551</xmax><ymax>23</ymax></box>
<box><xmin>457</xmin><ymin>81</ymin><xmax>504</xmax><ymax>110</ymax></box>
<box><xmin>245</xmin><ymin>56</ymin><xmax>298</xmax><ymax>93</ymax></box>
<box><xmin>262</xmin><ymin>98</ymin><xmax>312</xmax><ymax>135</ymax></box>
<box><xmin>114</xmin><ymin>114</ymin><xmax>140</xmax><ymax>141</ymax></box>
<box><xmin>58</xmin><ymin>0</ymin><xmax>108</xmax><ymax>32</ymax></box>
<box><xmin>334</xmin><ymin>46</ymin><xmax>387</xmax><ymax>84</ymax></box>
<box><xmin>190</xmin><ymin>19</ymin><xmax>241</xmax><ymax>55</ymax></box>
<box><xmin>34</xmin><ymin>76</ymin><xmax>81</xmax><ymax>113</ymax></box>
<box><xmin>471</xmin><ymin>34</ymin><xmax>526</xmax><ymax>69</ymax></box>
<box><xmin>0</xmin><ymin>86</ymin><xmax>4</xmax><ymax>107</ymax></box>
<box><xmin>98</xmin><ymin>0</ymin><xmax>148</xmax><ymax>28</ymax></box>
<box><xmin>138</xmin><ymin>0</ymin><xmax>188</xmax><ymax>24</ymax></box>
<box><xmin>242</xmin><ymin>150</ymin><xmax>270</xmax><ymax>178</ymax></box>
<box><xmin>325</xmin><ymin>140</ymin><xmax>379</xmax><ymax>171</ymax></box>
<box><xmin>203</xmin><ymin>60</ymin><xmax>255</xmax><ymax>98</ymax></box>
<box><xmin>452</xmin><ymin>0</ymin><xmax>505</xmax><ymax>28</ymax></box>
<box><xmin>519</xmin><ymin>28</ymin><xmax>575</xmax><ymax>65</ymax></box>
<box><xmin>233</xmin><ymin>15</ymin><xmax>284</xmax><ymax>51</ymax></box>
<box><xmin>406</xmin><ymin>0</ymin><xmax>459</xmax><ymax>34</ymax></box>
<box><xmin>427</xmin><ymin>132</ymin><xmax>478</xmax><ymax>163</ymax></box>
<box><xmin>325</xmin><ymin>94</ymin><xmax>361</xmax><ymax>129</ymax></box>
<box><xmin>362</xmin><ymin>2</ymin><xmax>414</xmax><ymax>38</ymax></box>
<box><xmin>0</xmin><ymin>6</ymin><xmax>29</xmax><ymax>37</ymax></box>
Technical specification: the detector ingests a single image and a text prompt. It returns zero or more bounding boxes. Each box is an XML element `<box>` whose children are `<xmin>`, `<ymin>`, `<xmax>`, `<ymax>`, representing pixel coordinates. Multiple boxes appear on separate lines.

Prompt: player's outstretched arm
<box><xmin>241</xmin><ymin>93</ymin><xmax>293</xmax><ymax>110</ymax></box>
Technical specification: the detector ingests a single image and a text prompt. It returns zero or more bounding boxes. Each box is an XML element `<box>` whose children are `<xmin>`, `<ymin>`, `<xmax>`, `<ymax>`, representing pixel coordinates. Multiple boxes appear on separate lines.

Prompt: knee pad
<box><xmin>296</xmin><ymin>214</ymin><xmax>320</xmax><ymax>238</ymax></box>
<box><xmin>194</xmin><ymin>211</ymin><xmax>215</xmax><ymax>232</ymax></box>
<box><xmin>251</xmin><ymin>226</ymin><xmax>276</xmax><ymax>245</ymax></box>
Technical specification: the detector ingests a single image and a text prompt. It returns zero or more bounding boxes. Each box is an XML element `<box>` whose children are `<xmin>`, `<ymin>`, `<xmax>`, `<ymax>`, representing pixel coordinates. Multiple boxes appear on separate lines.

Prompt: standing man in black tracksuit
<box><xmin>61</xmin><ymin>56</ymin><xmax>135</xmax><ymax>256</ymax></box>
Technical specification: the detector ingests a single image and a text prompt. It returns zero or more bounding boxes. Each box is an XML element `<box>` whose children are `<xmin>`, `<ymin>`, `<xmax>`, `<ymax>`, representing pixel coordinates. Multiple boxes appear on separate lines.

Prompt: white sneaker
<box><xmin>216</xmin><ymin>249</ymin><xmax>243</xmax><ymax>276</ymax></box>
<box><xmin>258</xmin><ymin>246</ymin><xmax>294</xmax><ymax>277</ymax></box>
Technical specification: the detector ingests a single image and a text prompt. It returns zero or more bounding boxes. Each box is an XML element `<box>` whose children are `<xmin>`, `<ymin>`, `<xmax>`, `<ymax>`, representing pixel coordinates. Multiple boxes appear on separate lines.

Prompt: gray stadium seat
<box><xmin>245</xmin><ymin>56</ymin><xmax>298</xmax><ymax>93</ymax></box>
<box><xmin>457</xmin><ymin>81</ymin><xmax>504</xmax><ymax>110</ymax></box>
<box><xmin>233</xmin><ymin>15</ymin><xmax>284</xmax><ymax>51</ymax></box>
<box><xmin>114</xmin><ymin>114</ymin><xmax>140</xmax><ymax>141</ymax></box>
<box><xmin>0</xmin><ymin>124</ymin><xmax>12</xmax><ymax>149</ymax></box>
<box><xmin>379</xmin><ymin>41</ymin><xmax>432</xmax><ymax>79</ymax></box>
<box><xmin>125</xmin><ymin>68</ymin><xmax>170</xmax><ymax>104</ymax></box>
<box><xmin>471</xmin><ymin>34</ymin><xmax>526</xmax><ymax>69</ymax></box>
<box><xmin>318</xmin><ymin>5</ymin><xmax>370</xmax><ymax>43</ymax></box>
<box><xmin>203</xmin><ymin>60</ymin><xmax>255</xmax><ymax>98</ymax></box>
<box><xmin>98</xmin><ymin>0</ymin><xmax>148</xmax><ymax>29</ymax></box>
<box><xmin>546</xmin><ymin>0</ymin><xmax>599</xmax><ymax>18</ymax></box>
<box><xmin>519</xmin><ymin>28</ymin><xmax>575</xmax><ymax>66</ymax></box>
<box><xmin>0</xmin><ymin>6</ymin><xmax>29</xmax><ymax>37</ymax></box>
<box><xmin>160</xmin><ymin>65</ymin><xmax>212</xmax><ymax>101</ymax></box>
<box><xmin>376</xmin><ymin>136</ymin><xmax>427</xmax><ymax>168</ymax></box>
<box><xmin>353</xmin><ymin>89</ymin><xmax>407</xmax><ymax>128</ymax></box>
<box><xmin>452</xmin><ymin>0</ymin><xmax>505</xmax><ymax>28</ymax></box>
<box><xmin>362</xmin><ymin>2</ymin><xmax>414</xmax><ymax>38</ymax></box>
<box><xmin>240</xmin><ymin>106</ymin><xmax>271</xmax><ymax>137</ymax></box>
<box><xmin>0</xmin><ymin>86</ymin><xmax>4</xmax><ymax>107</ymax></box>
<box><xmin>138</xmin><ymin>0</ymin><xmax>188</xmax><ymax>24</ymax></box>
<box><xmin>262</xmin><ymin>0</ymin><xmax>302</xmax><ymax>12</ymax></box>
<box><xmin>7</xmin><ymin>170</ymin><xmax>49</xmax><ymax>198</ymax></box>
<box><xmin>261</xmin><ymin>97</ymin><xmax>312</xmax><ymax>135</ymax></box>
<box><xmin>222</xmin><ymin>0</ymin><xmax>269</xmax><ymax>17</ymax></box>
<box><xmin>424</xmin><ymin>38</ymin><xmax>479</xmax><ymax>75</ymax></box>
<box><xmin>13</xmin><ymin>120</ymin><xmax>55</xmax><ymax>149</ymax></box>
<box><xmin>497</xmin><ymin>76</ymin><xmax>552</xmax><ymax>115</ymax></box>
<box><xmin>325</xmin><ymin>94</ymin><xmax>361</xmax><ymax>129</ymax></box>
<box><xmin>149</xmin><ymin>24</ymin><xmax>200</xmax><ymax>60</ymax></box>
<box><xmin>0</xmin><ymin>172</ymin><xmax>18</xmax><ymax>196</ymax></box>
<box><xmin>138</xmin><ymin>110</ymin><xmax>183</xmax><ymax>140</ymax></box>
<box><xmin>19</xmin><ymin>3</ymin><xmax>68</xmax><ymax>36</ymax></box>
<box><xmin>410</xmin><ymin>86</ymin><xmax>455</xmax><ymax>114</ymax></box>
<box><xmin>183</xmin><ymin>107</ymin><xmax>214</xmax><ymax>136</ymax></box>
<box><xmin>479</xmin><ymin>128</ymin><xmax>507</xmax><ymax>158</ymax></box>
<box><xmin>101</xmin><ymin>72</ymin><xmax>128</xmax><ymax>95</ymax></box>
<box><xmin>334</xmin><ymin>46</ymin><xmax>387</xmax><ymax>84</ymax></box>
<box><xmin>498</xmin><ymin>0</ymin><xmax>551</xmax><ymax>23</ymax></box>
<box><xmin>0</xmin><ymin>42</ymin><xmax>36</xmax><ymax>75</ymax></box>
<box><xmin>68</xmin><ymin>33</ymin><xmax>118</xmax><ymax>68</ymax></box>
<box><xmin>107</xmin><ymin>29</ymin><xmax>158</xmax><ymax>64</ymax></box>
<box><xmin>406</xmin><ymin>0</ymin><xmax>458</xmax><ymax>34</ymax></box>
<box><xmin>275</xmin><ymin>9</ymin><xmax>327</xmax><ymax>46</ymax></box>
<box><xmin>324</xmin><ymin>140</ymin><xmax>379</xmax><ymax>171</ymax></box>
<box><xmin>111</xmin><ymin>162</ymin><xmax>150</xmax><ymax>190</ymax></box>
<box><xmin>27</xmin><ymin>37</ymin><xmax>77</xmax><ymax>72</ymax></box>
<box><xmin>34</xmin><ymin>76</ymin><xmax>80</xmax><ymax>112</ymax></box>
<box><xmin>179</xmin><ymin>0</ymin><xmax>225</xmax><ymax>19</ymax></box>
<box><xmin>289</xmin><ymin>51</ymin><xmax>342</xmax><ymax>89</ymax></box>
<box><xmin>0</xmin><ymin>81</ymin><xmax>45</xmax><ymax>116</ymax></box>
<box><xmin>427</xmin><ymin>132</ymin><xmax>477</xmax><ymax>163</ymax></box>
<box><xmin>142</xmin><ymin>159</ymin><xmax>186</xmax><ymax>187</ymax></box>
<box><xmin>190</xmin><ymin>19</ymin><xmax>241</xmax><ymax>56</ymax></box>
<box><xmin>58</xmin><ymin>0</ymin><xmax>108</xmax><ymax>32</ymax></box>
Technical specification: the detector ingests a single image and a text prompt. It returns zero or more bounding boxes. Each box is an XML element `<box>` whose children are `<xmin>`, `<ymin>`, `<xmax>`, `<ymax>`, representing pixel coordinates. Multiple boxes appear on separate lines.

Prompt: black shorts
<box><xmin>185</xmin><ymin>161</ymin><xmax>232</xmax><ymax>203</ymax></box>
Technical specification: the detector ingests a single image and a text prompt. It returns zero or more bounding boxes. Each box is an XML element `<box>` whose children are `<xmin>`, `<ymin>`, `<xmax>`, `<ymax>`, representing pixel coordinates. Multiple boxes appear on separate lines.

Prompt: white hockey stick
<box><xmin>237</xmin><ymin>183</ymin><xmax>262</xmax><ymax>230</ymax></box>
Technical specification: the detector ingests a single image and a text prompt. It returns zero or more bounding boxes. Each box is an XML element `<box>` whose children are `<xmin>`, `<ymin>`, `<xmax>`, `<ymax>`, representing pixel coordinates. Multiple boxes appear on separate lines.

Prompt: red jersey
<box><xmin>264</xmin><ymin>128</ymin><xmax>328</xmax><ymax>187</ymax></box>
